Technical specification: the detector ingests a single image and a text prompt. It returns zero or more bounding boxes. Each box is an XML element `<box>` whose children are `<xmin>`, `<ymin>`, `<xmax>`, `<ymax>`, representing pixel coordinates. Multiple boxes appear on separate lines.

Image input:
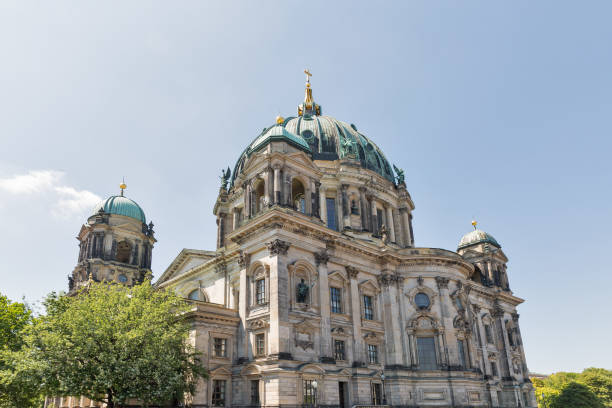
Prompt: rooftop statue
<box><xmin>393</xmin><ymin>164</ymin><xmax>405</xmax><ymax>185</ymax></box>
<box><xmin>220</xmin><ymin>167</ymin><xmax>231</xmax><ymax>189</ymax></box>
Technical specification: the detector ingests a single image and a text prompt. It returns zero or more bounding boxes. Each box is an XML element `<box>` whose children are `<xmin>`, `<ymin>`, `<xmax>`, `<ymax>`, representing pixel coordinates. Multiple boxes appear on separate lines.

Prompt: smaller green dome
<box><xmin>458</xmin><ymin>229</ymin><xmax>500</xmax><ymax>250</ymax></box>
<box><xmin>92</xmin><ymin>195</ymin><xmax>146</xmax><ymax>223</ymax></box>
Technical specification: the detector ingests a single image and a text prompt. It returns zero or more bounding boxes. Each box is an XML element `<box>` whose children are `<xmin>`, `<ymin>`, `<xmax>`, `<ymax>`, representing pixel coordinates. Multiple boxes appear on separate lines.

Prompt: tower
<box><xmin>69</xmin><ymin>183</ymin><xmax>156</xmax><ymax>292</ymax></box>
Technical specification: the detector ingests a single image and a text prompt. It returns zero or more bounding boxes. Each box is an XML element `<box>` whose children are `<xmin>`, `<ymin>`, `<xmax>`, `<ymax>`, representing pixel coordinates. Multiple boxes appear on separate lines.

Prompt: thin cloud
<box><xmin>0</xmin><ymin>170</ymin><xmax>63</xmax><ymax>194</ymax></box>
<box><xmin>0</xmin><ymin>170</ymin><xmax>101</xmax><ymax>218</ymax></box>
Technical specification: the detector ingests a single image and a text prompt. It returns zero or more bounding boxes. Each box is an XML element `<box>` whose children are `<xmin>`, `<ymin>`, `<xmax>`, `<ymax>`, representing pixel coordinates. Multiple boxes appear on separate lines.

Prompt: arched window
<box><xmin>291</xmin><ymin>178</ymin><xmax>306</xmax><ymax>214</ymax></box>
<box><xmin>116</xmin><ymin>241</ymin><xmax>132</xmax><ymax>263</ymax></box>
<box><xmin>188</xmin><ymin>289</ymin><xmax>201</xmax><ymax>301</ymax></box>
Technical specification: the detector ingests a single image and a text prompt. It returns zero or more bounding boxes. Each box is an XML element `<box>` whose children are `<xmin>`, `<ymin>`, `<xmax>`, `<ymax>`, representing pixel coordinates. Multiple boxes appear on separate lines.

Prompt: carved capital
<box><xmin>314</xmin><ymin>250</ymin><xmax>330</xmax><ymax>266</ymax></box>
<box><xmin>435</xmin><ymin>276</ymin><xmax>449</xmax><ymax>289</ymax></box>
<box><xmin>267</xmin><ymin>239</ymin><xmax>290</xmax><ymax>255</ymax></box>
<box><xmin>377</xmin><ymin>272</ymin><xmax>400</xmax><ymax>287</ymax></box>
<box><xmin>417</xmin><ymin>275</ymin><xmax>424</xmax><ymax>286</ymax></box>
<box><xmin>472</xmin><ymin>304</ymin><xmax>481</xmax><ymax>314</ymax></box>
<box><xmin>345</xmin><ymin>266</ymin><xmax>359</xmax><ymax>279</ymax></box>
<box><xmin>237</xmin><ymin>251</ymin><xmax>251</xmax><ymax>268</ymax></box>
<box><xmin>359</xmin><ymin>186</ymin><xmax>367</xmax><ymax>193</ymax></box>
<box><xmin>512</xmin><ymin>312</ymin><xmax>520</xmax><ymax>322</ymax></box>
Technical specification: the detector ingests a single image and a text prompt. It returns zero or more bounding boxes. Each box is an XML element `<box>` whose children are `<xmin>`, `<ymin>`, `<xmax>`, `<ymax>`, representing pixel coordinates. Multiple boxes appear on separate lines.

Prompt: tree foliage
<box><xmin>6</xmin><ymin>281</ymin><xmax>206</xmax><ymax>407</ymax></box>
<box><xmin>533</xmin><ymin>368</ymin><xmax>612</xmax><ymax>408</ymax></box>
<box><xmin>0</xmin><ymin>294</ymin><xmax>43</xmax><ymax>408</ymax></box>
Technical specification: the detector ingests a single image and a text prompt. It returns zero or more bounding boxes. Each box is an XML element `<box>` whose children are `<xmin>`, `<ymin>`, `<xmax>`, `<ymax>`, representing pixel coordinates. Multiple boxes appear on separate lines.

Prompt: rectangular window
<box><xmin>255</xmin><ymin>278</ymin><xmax>266</xmax><ymax>305</ymax></box>
<box><xmin>371</xmin><ymin>383</ymin><xmax>382</xmax><ymax>405</ymax></box>
<box><xmin>485</xmin><ymin>324</ymin><xmax>494</xmax><ymax>344</ymax></box>
<box><xmin>250</xmin><ymin>380</ymin><xmax>260</xmax><ymax>404</ymax></box>
<box><xmin>213</xmin><ymin>338</ymin><xmax>227</xmax><ymax>358</ymax></box>
<box><xmin>457</xmin><ymin>339</ymin><xmax>466</xmax><ymax>369</ymax></box>
<box><xmin>326</xmin><ymin>198</ymin><xmax>337</xmax><ymax>231</ymax></box>
<box><xmin>490</xmin><ymin>361</ymin><xmax>498</xmax><ymax>377</ymax></box>
<box><xmin>417</xmin><ymin>336</ymin><xmax>437</xmax><ymax>370</ymax></box>
<box><xmin>255</xmin><ymin>333</ymin><xmax>265</xmax><ymax>356</ymax></box>
<box><xmin>367</xmin><ymin>344</ymin><xmax>378</xmax><ymax>364</ymax></box>
<box><xmin>330</xmin><ymin>287</ymin><xmax>342</xmax><ymax>314</ymax></box>
<box><xmin>363</xmin><ymin>295</ymin><xmax>374</xmax><ymax>320</ymax></box>
<box><xmin>334</xmin><ymin>339</ymin><xmax>346</xmax><ymax>361</ymax></box>
<box><xmin>376</xmin><ymin>208</ymin><xmax>383</xmax><ymax>232</ymax></box>
<box><xmin>303</xmin><ymin>379</ymin><xmax>317</xmax><ymax>405</ymax></box>
<box><xmin>212</xmin><ymin>380</ymin><xmax>226</xmax><ymax>407</ymax></box>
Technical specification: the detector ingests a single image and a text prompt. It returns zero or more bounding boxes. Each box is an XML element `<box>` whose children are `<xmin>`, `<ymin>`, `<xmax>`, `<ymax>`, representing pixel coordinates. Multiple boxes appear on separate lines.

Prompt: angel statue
<box><xmin>393</xmin><ymin>164</ymin><xmax>405</xmax><ymax>185</ymax></box>
<box><xmin>220</xmin><ymin>167</ymin><xmax>231</xmax><ymax>189</ymax></box>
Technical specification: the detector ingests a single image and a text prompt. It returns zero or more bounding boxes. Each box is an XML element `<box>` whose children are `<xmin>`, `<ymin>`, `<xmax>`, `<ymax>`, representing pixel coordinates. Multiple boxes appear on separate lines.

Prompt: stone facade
<box><xmin>156</xmin><ymin>81</ymin><xmax>536</xmax><ymax>407</ymax></box>
<box><xmin>54</xmin><ymin>80</ymin><xmax>535</xmax><ymax>408</ymax></box>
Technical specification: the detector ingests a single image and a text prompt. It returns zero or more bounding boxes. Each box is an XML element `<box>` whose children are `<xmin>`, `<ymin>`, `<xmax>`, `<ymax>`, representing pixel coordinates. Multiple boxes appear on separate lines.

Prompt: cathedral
<box><xmin>57</xmin><ymin>73</ymin><xmax>535</xmax><ymax>407</ymax></box>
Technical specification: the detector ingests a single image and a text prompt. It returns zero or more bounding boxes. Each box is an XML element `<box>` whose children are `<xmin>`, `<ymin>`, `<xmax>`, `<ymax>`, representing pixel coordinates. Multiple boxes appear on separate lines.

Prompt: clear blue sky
<box><xmin>1</xmin><ymin>1</ymin><xmax>610</xmax><ymax>375</ymax></box>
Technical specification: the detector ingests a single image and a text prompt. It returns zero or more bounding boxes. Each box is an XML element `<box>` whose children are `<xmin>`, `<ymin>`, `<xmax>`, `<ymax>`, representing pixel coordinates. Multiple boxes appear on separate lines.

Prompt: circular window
<box><xmin>118</xmin><ymin>274</ymin><xmax>128</xmax><ymax>283</ymax></box>
<box><xmin>415</xmin><ymin>293</ymin><xmax>430</xmax><ymax>310</ymax></box>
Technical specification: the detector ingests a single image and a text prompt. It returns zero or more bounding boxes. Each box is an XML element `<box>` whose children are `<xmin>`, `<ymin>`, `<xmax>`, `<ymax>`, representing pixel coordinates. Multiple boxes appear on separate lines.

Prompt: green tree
<box><xmin>550</xmin><ymin>381</ymin><xmax>603</xmax><ymax>408</ymax></box>
<box><xmin>580</xmin><ymin>368</ymin><xmax>612</xmax><ymax>407</ymax></box>
<box><xmin>16</xmin><ymin>281</ymin><xmax>207</xmax><ymax>407</ymax></box>
<box><xmin>0</xmin><ymin>294</ymin><xmax>43</xmax><ymax>408</ymax></box>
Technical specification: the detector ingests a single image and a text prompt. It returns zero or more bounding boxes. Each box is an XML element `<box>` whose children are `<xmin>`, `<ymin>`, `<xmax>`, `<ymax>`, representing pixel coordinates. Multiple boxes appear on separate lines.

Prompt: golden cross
<box><xmin>304</xmin><ymin>68</ymin><xmax>312</xmax><ymax>83</ymax></box>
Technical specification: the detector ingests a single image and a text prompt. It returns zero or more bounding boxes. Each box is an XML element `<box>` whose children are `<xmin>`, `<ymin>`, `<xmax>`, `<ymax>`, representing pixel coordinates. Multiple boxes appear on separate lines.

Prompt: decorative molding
<box><xmin>417</xmin><ymin>275</ymin><xmax>424</xmax><ymax>286</ymax></box>
<box><xmin>267</xmin><ymin>239</ymin><xmax>290</xmax><ymax>255</ymax></box>
<box><xmin>377</xmin><ymin>272</ymin><xmax>401</xmax><ymax>287</ymax></box>
<box><xmin>247</xmin><ymin>318</ymin><xmax>269</xmax><ymax>330</ymax></box>
<box><xmin>237</xmin><ymin>251</ymin><xmax>251</xmax><ymax>268</ymax></box>
<box><xmin>346</xmin><ymin>266</ymin><xmax>359</xmax><ymax>279</ymax></box>
<box><xmin>435</xmin><ymin>276</ymin><xmax>449</xmax><ymax>289</ymax></box>
<box><xmin>314</xmin><ymin>250</ymin><xmax>330</xmax><ymax>266</ymax></box>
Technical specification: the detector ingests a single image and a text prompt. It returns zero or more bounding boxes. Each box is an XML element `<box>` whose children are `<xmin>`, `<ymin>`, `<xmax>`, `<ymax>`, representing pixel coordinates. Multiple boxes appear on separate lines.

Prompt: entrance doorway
<box><xmin>339</xmin><ymin>381</ymin><xmax>348</xmax><ymax>408</ymax></box>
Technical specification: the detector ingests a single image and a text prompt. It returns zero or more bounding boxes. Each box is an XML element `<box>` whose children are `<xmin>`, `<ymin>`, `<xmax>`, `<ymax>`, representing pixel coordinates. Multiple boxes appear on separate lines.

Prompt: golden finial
<box><xmin>276</xmin><ymin>115</ymin><xmax>284</xmax><ymax>125</ymax></box>
<box><xmin>120</xmin><ymin>177</ymin><xmax>127</xmax><ymax>197</ymax></box>
<box><xmin>472</xmin><ymin>219</ymin><xmax>478</xmax><ymax>230</ymax></box>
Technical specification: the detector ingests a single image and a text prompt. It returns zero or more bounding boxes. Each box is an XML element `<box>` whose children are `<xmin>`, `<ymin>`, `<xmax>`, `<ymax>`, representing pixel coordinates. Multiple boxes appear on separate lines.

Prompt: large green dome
<box><xmin>231</xmin><ymin>114</ymin><xmax>396</xmax><ymax>186</ymax></box>
<box><xmin>92</xmin><ymin>195</ymin><xmax>146</xmax><ymax>223</ymax></box>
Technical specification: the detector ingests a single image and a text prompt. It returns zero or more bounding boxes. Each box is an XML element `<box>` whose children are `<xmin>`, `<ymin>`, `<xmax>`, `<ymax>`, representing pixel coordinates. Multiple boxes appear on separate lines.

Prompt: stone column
<box><xmin>385</xmin><ymin>205</ymin><xmax>396</xmax><ymax>243</ymax></box>
<box><xmin>493</xmin><ymin>305</ymin><xmax>512</xmax><ymax>377</ymax></box>
<box><xmin>315</xmin><ymin>251</ymin><xmax>333</xmax><ymax>361</ymax></box>
<box><xmin>400</xmin><ymin>208</ymin><xmax>411</xmax><ymax>247</ymax></box>
<box><xmin>319</xmin><ymin>185</ymin><xmax>327</xmax><ymax>225</ymax></box>
<box><xmin>244</xmin><ymin>183</ymin><xmax>251</xmax><ymax>218</ymax></box>
<box><xmin>266</xmin><ymin>239</ymin><xmax>291</xmax><ymax>359</ymax></box>
<box><xmin>347</xmin><ymin>266</ymin><xmax>364</xmax><ymax>365</ymax></box>
<box><xmin>341</xmin><ymin>184</ymin><xmax>351</xmax><ymax>229</ymax></box>
<box><xmin>359</xmin><ymin>187</ymin><xmax>368</xmax><ymax>231</ymax></box>
<box><xmin>233</xmin><ymin>208</ymin><xmax>240</xmax><ymax>230</ymax></box>
<box><xmin>378</xmin><ymin>273</ymin><xmax>404</xmax><ymax>366</ymax></box>
<box><xmin>396</xmin><ymin>276</ymin><xmax>412</xmax><ymax>366</ymax></box>
<box><xmin>392</xmin><ymin>208</ymin><xmax>403</xmax><ymax>246</ymax></box>
<box><xmin>512</xmin><ymin>313</ymin><xmax>530</xmax><ymax>378</ymax></box>
<box><xmin>473</xmin><ymin>306</ymin><xmax>490</xmax><ymax>375</ymax></box>
<box><xmin>266</xmin><ymin>168</ymin><xmax>274</xmax><ymax>206</ymax></box>
<box><xmin>216</xmin><ymin>213</ymin><xmax>226</xmax><ymax>249</ymax></box>
<box><xmin>336</xmin><ymin>189</ymin><xmax>344</xmax><ymax>230</ymax></box>
<box><xmin>408</xmin><ymin>213</ymin><xmax>415</xmax><ymax>246</ymax></box>
<box><xmin>435</xmin><ymin>277</ymin><xmax>454</xmax><ymax>368</ymax></box>
<box><xmin>313</xmin><ymin>181</ymin><xmax>320</xmax><ymax>218</ymax></box>
<box><xmin>237</xmin><ymin>252</ymin><xmax>249</xmax><ymax>361</ymax></box>
<box><xmin>273</xmin><ymin>165</ymin><xmax>282</xmax><ymax>204</ymax></box>
<box><xmin>369</xmin><ymin>195</ymin><xmax>378</xmax><ymax>235</ymax></box>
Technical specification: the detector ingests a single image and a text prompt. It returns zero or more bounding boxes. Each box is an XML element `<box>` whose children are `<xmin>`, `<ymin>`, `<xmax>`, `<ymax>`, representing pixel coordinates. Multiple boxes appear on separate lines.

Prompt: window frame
<box><xmin>334</xmin><ymin>339</ymin><xmax>346</xmax><ymax>361</ymax></box>
<box><xmin>255</xmin><ymin>333</ymin><xmax>266</xmax><ymax>357</ymax></box>
<box><xmin>367</xmin><ymin>343</ymin><xmax>378</xmax><ymax>364</ymax></box>
<box><xmin>213</xmin><ymin>337</ymin><xmax>227</xmax><ymax>358</ymax></box>
<box><xmin>250</xmin><ymin>379</ymin><xmax>260</xmax><ymax>405</ymax></box>
<box><xmin>255</xmin><ymin>278</ymin><xmax>266</xmax><ymax>305</ymax></box>
<box><xmin>363</xmin><ymin>294</ymin><xmax>374</xmax><ymax>320</ymax></box>
<box><xmin>303</xmin><ymin>379</ymin><xmax>317</xmax><ymax>405</ymax></box>
<box><xmin>211</xmin><ymin>379</ymin><xmax>226</xmax><ymax>407</ymax></box>
<box><xmin>416</xmin><ymin>336</ymin><xmax>438</xmax><ymax>371</ymax></box>
<box><xmin>326</xmin><ymin>197</ymin><xmax>337</xmax><ymax>231</ymax></box>
<box><xmin>330</xmin><ymin>286</ymin><xmax>343</xmax><ymax>314</ymax></box>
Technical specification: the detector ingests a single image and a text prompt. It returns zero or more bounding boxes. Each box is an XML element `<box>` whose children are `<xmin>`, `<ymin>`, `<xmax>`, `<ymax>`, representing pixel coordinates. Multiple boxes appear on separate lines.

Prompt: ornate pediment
<box><xmin>247</xmin><ymin>318</ymin><xmax>269</xmax><ymax>330</ymax></box>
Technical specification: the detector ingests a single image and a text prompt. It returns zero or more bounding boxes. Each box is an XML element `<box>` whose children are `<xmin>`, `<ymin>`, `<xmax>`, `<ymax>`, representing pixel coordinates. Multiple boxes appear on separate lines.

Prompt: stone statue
<box><xmin>220</xmin><ymin>167</ymin><xmax>231</xmax><ymax>189</ymax></box>
<box><xmin>380</xmin><ymin>224</ymin><xmax>389</xmax><ymax>244</ymax></box>
<box><xmin>393</xmin><ymin>164</ymin><xmax>405</xmax><ymax>185</ymax></box>
<box><xmin>340</xmin><ymin>136</ymin><xmax>356</xmax><ymax>158</ymax></box>
<box><xmin>296</xmin><ymin>278</ymin><xmax>314</xmax><ymax>303</ymax></box>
